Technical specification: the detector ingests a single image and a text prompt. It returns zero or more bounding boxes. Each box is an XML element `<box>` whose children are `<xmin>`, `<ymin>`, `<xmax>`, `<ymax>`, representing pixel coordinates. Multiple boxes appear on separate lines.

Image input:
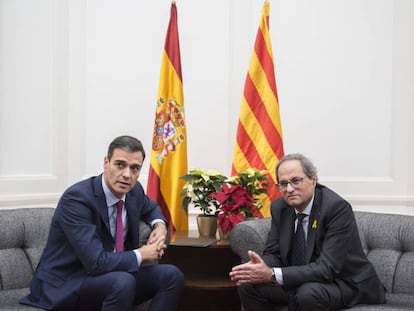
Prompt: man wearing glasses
<box><xmin>230</xmin><ymin>153</ymin><xmax>385</xmax><ymax>310</ymax></box>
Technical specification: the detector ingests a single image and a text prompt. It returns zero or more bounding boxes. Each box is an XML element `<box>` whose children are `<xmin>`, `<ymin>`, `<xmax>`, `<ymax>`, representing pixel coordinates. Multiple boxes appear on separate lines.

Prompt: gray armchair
<box><xmin>230</xmin><ymin>211</ymin><xmax>414</xmax><ymax>310</ymax></box>
<box><xmin>0</xmin><ymin>208</ymin><xmax>154</xmax><ymax>311</ymax></box>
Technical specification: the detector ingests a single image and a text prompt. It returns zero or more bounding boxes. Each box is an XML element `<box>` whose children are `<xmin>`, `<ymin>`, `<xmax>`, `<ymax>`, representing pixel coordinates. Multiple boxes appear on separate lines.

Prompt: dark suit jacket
<box><xmin>20</xmin><ymin>174</ymin><xmax>166</xmax><ymax>310</ymax></box>
<box><xmin>262</xmin><ymin>184</ymin><xmax>385</xmax><ymax>307</ymax></box>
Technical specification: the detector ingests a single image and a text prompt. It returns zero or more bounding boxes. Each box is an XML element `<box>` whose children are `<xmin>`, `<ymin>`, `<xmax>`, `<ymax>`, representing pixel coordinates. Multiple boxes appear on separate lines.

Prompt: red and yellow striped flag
<box><xmin>147</xmin><ymin>2</ymin><xmax>188</xmax><ymax>232</ymax></box>
<box><xmin>232</xmin><ymin>1</ymin><xmax>284</xmax><ymax>217</ymax></box>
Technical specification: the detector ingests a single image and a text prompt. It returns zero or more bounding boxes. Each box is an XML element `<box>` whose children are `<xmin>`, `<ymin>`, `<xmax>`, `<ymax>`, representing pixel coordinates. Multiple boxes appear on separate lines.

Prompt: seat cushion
<box><xmin>0</xmin><ymin>288</ymin><xmax>45</xmax><ymax>310</ymax></box>
<box><xmin>0</xmin><ymin>209</ymin><xmax>54</xmax><ymax>290</ymax></box>
<box><xmin>355</xmin><ymin>212</ymin><xmax>414</xmax><ymax>295</ymax></box>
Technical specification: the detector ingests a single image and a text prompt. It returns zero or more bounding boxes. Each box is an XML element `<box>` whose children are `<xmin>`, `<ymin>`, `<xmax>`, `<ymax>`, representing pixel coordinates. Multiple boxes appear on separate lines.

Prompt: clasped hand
<box><xmin>139</xmin><ymin>223</ymin><xmax>167</xmax><ymax>262</ymax></box>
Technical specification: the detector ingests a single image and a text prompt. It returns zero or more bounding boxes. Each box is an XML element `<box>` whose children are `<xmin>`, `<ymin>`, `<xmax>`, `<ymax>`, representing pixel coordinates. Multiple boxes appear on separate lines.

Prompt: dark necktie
<box><xmin>291</xmin><ymin>213</ymin><xmax>307</xmax><ymax>266</ymax></box>
<box><xmin>115</xmin><ymin>200</ymin><xmax>124</xmax><ymax>252</ymax></box>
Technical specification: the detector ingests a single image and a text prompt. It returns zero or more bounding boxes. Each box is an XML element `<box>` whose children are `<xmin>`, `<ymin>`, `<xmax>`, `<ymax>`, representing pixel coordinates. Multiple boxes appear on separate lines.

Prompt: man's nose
<box><xmin>122</xmin><ymin>168</ymin><xmax>131</xmax><ymax>178</ymax></box>
<box><xmin>286</xmin><ymin>182</ymin><xmax>295</xmax><ymax>191</ymax></box>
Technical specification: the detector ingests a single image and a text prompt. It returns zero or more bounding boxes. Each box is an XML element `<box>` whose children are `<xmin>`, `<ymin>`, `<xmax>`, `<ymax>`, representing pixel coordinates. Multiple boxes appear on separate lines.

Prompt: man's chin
<box><xmin>118</xmin><ymin>187</ymin><xmax>130</xmax><ymax>193</ymax></box>
<box><xmin>114</xmin><ymin>186</ymin><xmax>131</xmax><ymax>197</ymax></box>
<box><xmin>287</xmin><ymin>198</ymin><xmax>302</xmax><ymax>207</ymax></box>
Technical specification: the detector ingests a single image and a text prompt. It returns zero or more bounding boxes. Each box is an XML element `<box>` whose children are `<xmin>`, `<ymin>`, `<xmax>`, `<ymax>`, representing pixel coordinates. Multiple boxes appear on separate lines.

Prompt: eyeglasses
<box><xmin>276</xmin><ymin>177</ymin><xmax>306</xmax><ymax>191</ymax></box>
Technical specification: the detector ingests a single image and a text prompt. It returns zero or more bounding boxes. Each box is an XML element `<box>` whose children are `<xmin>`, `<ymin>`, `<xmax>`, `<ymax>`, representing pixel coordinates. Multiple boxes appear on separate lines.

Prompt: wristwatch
<box><xmin>272</xmin><ymin>267</ymin><xmax>278</xmax><ymax>284</ymax></box>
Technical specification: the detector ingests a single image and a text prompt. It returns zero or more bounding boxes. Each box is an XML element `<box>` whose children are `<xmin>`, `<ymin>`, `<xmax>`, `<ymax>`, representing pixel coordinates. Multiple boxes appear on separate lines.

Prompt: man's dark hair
<box><xmin>107</xmin><ymin>135</ymin><xmax>146</xmax><ymax>161</ymax></box>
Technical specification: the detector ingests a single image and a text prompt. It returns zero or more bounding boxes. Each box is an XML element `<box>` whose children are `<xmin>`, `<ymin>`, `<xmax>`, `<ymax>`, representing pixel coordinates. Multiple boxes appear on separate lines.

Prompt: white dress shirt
<box><xmin>273</xmin><ymin>195</ymin><xmax>314</xmax><ymax>285</ymax></box>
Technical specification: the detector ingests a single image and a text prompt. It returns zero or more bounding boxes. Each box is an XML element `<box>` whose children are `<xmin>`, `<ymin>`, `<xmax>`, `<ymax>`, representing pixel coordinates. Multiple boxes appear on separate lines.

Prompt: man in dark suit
<box><xmin>20</xmin><ymin>135</ymin><xmax>184</xmax><ymax>311</ymax></box>
<box><xmin>230</xmin><ymin>153</ymin><xmax>386</xmax><ymax>310</ymax></box>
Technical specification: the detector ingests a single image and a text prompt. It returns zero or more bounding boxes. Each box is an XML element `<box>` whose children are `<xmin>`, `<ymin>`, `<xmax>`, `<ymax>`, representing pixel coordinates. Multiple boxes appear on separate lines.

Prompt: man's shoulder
<box><xmin>63</xmin><ymin>175</ymin><xmax>100</xmax><ymax>197</ymax></box>
<box><xmin>55</xmin><ymin>176</ymin><xmax>101</xmax><ymax>212</ymax></box>
<box><xmin>270</xmin><ymin>197</ymin><xmax>290</xmax><ymax>215</ymax></box>
<box><xmin>315</xmin><ymin>184</ymin><xmax>353</xmax><ymax>219</ymax></box>
<box><xmin>129</xmin><ymin>181</ymin><xmax>145</xmax><ymax>195</ymax></box>
<box><xmin>316</xmin><ymin>183</ymin><xmax>348</xmax><ymax>204</ymax></box>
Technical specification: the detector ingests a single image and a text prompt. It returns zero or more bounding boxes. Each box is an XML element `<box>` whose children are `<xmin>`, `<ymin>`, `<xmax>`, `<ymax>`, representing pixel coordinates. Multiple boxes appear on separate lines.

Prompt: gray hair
<box><xmin>275</xmin><ymin>153</ymin><xmax>318</xmax><ymax>183</ymax></box>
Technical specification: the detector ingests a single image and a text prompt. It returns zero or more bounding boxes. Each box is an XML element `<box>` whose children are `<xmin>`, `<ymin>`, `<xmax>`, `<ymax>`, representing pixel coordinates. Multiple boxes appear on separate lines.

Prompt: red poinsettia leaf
<box><xmin>209</xmin><ymin>191</ymin><xmax>228</xmax><ymax>203</ymax></box>
<box><xmin>219</xmin><ymin>203</ymin><xmax>233</xmax><ymax>213</ymax></box>
<box><xmin>228</xmin><ymin>213</ymin><xmax>245</xmax><ymax>227</ymax></box>
<box><xmin>227</xmin><ymin>204</ymin><xmax>241</xmax><ymax>213</ymax></box>
<box><xmin>218</xmin><ymin>213</ymin><xmax>232</xmax><ymax>233</ymax></box>
<box><xmin>230</xmin><ymin>186</ymin><xmax>254</xmax><ymax>208</ymax></box>
<box><xmin>252</xmin><ymin>208</ymin><xmax>263</xmax><ymax>218</ymax></box>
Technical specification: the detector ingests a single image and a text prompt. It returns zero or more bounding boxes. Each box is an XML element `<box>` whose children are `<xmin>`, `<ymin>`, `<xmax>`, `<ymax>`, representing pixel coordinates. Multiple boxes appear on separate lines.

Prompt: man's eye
<box><xmin>291</xmin><ymin>179</ymin><xmax>301</xmax><ymax>185</ymax></box>
<box><xmin>280</xmin><ymin>181</ymin><xmax>288</xmax><ymax>187</ymax></box>
<box><xmin>116</xmin><ymin>163</ymin><xmax>125</xmax><ymax>168</ymax></box>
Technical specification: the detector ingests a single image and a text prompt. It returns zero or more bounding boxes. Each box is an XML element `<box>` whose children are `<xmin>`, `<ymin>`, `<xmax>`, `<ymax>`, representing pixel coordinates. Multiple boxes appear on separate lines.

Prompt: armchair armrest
<box><xmin>229</xmin><ymin>218</ymin><xmax>271</xmax><ymax>263</ymax></box>
<box><xmin>139</xmin><ymin>221</ymin><xmax>171</xmax><ymax>247</ymax></box>
<box><xmin>139</xmin><ymin>221</ymin><xmax>152</xmax><ymax>246</ymax></box>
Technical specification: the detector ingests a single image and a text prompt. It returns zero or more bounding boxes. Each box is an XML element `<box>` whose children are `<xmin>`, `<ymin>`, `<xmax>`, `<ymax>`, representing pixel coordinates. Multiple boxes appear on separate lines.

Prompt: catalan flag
<box><xmin>147</xmin><ymin>2</ymin><xmax>188</xmax><ymax>232</ymax></box>
<box><xmin>231</xmin><ymin>1</ymin><xmax>284</xmax><ymax>217</ymax></box>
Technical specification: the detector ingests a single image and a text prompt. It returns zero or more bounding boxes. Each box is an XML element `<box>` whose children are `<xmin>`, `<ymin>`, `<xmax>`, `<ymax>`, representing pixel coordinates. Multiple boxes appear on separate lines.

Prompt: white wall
<box><xmin>1</xmin><ymin>0</ymin><xmax>413</xmax><ymax>229</ymax></box>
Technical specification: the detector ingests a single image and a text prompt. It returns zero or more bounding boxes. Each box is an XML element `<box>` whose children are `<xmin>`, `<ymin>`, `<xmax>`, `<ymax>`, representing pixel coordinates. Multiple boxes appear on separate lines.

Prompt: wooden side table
<box><xmin>159</xmin><ymin>231</ymin><xmax>241</xmax><ymax>311</ymax></box>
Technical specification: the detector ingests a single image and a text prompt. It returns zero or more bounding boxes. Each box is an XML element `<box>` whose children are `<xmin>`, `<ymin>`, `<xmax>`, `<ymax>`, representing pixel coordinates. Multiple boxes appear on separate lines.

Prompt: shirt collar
<box><xmin>101</xmin><ymin>175</ymin><xmax>126</xmax><ymax>207</ymax></box>
<box><xmin>295</xmin><ymin>194</ymin><xmax>314</xmax><ymax>216</ymax></box>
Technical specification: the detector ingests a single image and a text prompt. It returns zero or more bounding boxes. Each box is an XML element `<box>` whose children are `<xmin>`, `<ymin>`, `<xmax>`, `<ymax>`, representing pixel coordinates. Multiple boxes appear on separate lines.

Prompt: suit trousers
<box><xmin>77</xmin><ymin>264</ymin><xmax>184</xmax><ymax>311</ymax></box>
<box><xmin>238</xmin><ymin>281</ymin><xmax>344</xmax><ymax>311</ymax></box>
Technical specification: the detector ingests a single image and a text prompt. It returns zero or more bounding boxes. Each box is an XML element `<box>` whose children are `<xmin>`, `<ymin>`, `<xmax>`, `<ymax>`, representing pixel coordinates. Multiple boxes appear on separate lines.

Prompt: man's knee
<box><xmin>238</xmin><ymin>283</ymin><xmax>282</xmax><ymax>301</ymax></box>
<box><xmin>238</xmin><ymin>283</ymin><xmax>255</xmax><ymax>298</ymax></box>
<box><xmin>237</xmin><ymin>284</ymin><xmax>258</xmax><ymax>307</ymax></box>
<box><xmin>295</xmin><ymin>282</ymin><xmax>339</xmax><ymax>310</ymax></box>
<box><xmin>111</xmin><ymin>272</ymin><xmax>136</xmax><ymax>296</ymax></box>
<box><xmin>161</xmin><ymin>264</ymin><xmax>184</xmax><ymax>289</ymax></box>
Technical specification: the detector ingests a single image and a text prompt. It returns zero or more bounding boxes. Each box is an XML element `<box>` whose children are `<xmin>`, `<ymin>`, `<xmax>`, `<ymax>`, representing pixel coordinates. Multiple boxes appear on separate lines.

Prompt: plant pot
<box><xmin>218</xmin><ymin>225</ymin><xmax>230</xmax><ymax>240</ymax></box>
<box><xmin>196</xmin><ymin>215</ymin><xmax>217</xmax><ymax>237</ymax></box>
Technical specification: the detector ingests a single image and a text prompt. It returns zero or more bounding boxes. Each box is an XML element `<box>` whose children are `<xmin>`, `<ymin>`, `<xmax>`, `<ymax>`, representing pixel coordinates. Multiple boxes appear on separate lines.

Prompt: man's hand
<box><xmin>142</xmin><ymin>222</ymin><xmax>167</xmax><ymax>261</ymax></box>
<box><xmin>148</xmin><ymin>222</ymin><xmax>167</xmax><ymax>244</ymax></box>
<box><xmin>138</xmin><ymin>241</ymin><xmax>166</xmax><ymax>262</ymax></box>
<box><xmin>229</xmin><ymin>250</ymin><xmax>274</xmax><ymax>286</ymax></box>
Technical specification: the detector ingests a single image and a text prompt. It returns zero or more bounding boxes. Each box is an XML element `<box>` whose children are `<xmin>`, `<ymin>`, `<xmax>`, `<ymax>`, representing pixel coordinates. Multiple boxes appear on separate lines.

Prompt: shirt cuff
<box><xmin>133</xmin><ymin>249</ymin><xmax>142</xmax><ymax>267</ymax></box>
<box><xmin>273</xmin><ymin>267</ymin><xmax>284</xmax><ymax>285</ymax></box>
<box><xmin>151</xmin><ymin>219</ymin><xmax>166</xmax><ymax>228</ymax></box>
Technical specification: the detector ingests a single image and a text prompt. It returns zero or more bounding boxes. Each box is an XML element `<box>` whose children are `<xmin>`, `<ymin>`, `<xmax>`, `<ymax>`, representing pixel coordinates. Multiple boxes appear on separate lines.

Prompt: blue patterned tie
<box><xmin>291</xmin><ymin>213</ymin><xmax>307</xmax><ymax>266</ymax></box>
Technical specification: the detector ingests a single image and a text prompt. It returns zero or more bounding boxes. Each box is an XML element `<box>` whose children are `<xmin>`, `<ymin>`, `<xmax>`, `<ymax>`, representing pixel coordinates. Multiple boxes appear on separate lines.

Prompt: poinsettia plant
<box><xmin>226</xmin><ymin>167</ymin><xmax>269</xmax><ymax>213</ymax></box>
<box><xmin>210</xmin><ymin>168</ymin><xmax>269</xmax><ymax>234</ymax></box>
<box><xmin>180</xmin><ymin>168</ymin><xmax>227</xmax><ymax>216</ymax></box>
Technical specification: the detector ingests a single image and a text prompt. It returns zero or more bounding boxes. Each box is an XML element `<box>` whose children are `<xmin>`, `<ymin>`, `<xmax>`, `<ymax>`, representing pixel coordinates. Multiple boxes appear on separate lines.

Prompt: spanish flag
<box><xmin>231</xmin><ymin>1</ymin><xmax>284</xmax><ymax>217</ymax></box>
<box><xmin>147</xmin><ymin>1</ymin><xmax>188</xmax><ymax>232</ymax></box>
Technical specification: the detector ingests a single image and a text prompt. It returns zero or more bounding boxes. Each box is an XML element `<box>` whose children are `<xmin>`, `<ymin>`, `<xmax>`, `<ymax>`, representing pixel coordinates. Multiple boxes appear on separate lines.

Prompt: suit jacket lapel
<box><xmin>93</xmin><ymin>175</ymin><xmax>111</xmax><ymax>235</ymax></box>
<box><xmin>280</xmin><ymin>205</ymin><xmax>296</xmax><ymax>265</ymax></box>
<box><xmin>125</xmin><ymin>193</ymin><xmax>141</xmax><ymax>249</ymax></box>
<box><xmin>306</xmin><ymin>186</ymin><xmax>322</xmax><ymax>263</ymax></box>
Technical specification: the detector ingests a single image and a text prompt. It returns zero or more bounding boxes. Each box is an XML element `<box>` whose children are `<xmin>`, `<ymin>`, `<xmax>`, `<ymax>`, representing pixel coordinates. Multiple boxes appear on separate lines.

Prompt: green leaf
<box><xmin>181</xmin><ymin>196</ymin><xmax>192</xmax><ymax>213</ymax></box>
